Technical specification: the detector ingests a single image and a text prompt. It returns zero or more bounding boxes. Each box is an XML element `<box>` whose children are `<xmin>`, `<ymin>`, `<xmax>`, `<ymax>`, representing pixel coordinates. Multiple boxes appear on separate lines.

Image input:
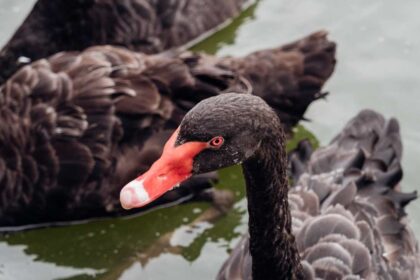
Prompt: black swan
<box><xmin>0</xmin><ymin>32</ymin><xmax>336</xmax><ymax>227</ymax></box>
<box><xmin>0</xmin><ymin>0</ymin><xmax>254</xmax><ymax>84</ymax></box>
<box><xmin>121</xmin><ymin>94</ymin><xmax>419</xmax><ymax>279</ymax></box>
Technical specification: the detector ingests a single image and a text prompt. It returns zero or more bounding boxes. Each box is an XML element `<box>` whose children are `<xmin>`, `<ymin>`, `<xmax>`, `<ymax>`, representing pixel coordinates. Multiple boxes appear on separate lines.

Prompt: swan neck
<box><xmin>242</xmin><ymin>132</ymin><xmax>303</xmax><ymax>280</ymax></box>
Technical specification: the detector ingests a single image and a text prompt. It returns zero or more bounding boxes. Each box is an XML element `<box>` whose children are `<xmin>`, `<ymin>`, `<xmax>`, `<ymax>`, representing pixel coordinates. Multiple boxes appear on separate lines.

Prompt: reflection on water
<box><xmin>1</xmin><ymin>0</ymin><xmax>420</xmax><ymax>279</ymax></box>
<box><xmin>0</xmin><ymin>0</ymin><xmax>34</xmax><ymax>47</ymax></box>
<box><xmin>190</xmin><ymin>2</ymin><xmax>258</xmax><ymax>54</ymax></box>
<box><xmin>0</xmin><ymin>243</ymin><xmax>104</xmax><ymax>280</ymax></box>
<box><xmin>0</xmin><ymin>166</ymin><xmax>247</xmax><ymax>280</ymax></box>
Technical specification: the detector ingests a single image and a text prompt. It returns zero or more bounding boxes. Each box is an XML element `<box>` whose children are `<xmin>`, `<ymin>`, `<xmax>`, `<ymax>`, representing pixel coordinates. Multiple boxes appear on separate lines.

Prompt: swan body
<box><xmin>0</xmin><ymin>32</ymin><xmax>336</xmax><ymax>227</ymax></box>
<box><xmin>123</xmin><ymin>94</ymin><xmax>419</xmax><ymax>279</ymax></box>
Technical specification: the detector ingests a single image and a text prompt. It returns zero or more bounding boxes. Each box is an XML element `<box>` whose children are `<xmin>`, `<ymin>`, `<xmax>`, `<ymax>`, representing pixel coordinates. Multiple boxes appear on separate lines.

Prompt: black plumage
<box><xmin>217</xmin><ymin>107</ymin><xmax>419</xmax><ymax>279</ymax></box>
<box><xmin>0</xmin><ymin>0</ymin><xmax>254</xmax><ymax>84</ymax></box>
<box><xmin>0</xmin><ymin>32</ymin><xmax>336</xmax><ymax>227</ymax></box>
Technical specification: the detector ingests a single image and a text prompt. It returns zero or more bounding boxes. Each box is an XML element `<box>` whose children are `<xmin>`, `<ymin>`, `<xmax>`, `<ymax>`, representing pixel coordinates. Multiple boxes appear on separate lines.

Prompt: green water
<box><xmin>1</xmin><ymin>1</ymin><xmax>420</xmax><ymax>279</ymax></box>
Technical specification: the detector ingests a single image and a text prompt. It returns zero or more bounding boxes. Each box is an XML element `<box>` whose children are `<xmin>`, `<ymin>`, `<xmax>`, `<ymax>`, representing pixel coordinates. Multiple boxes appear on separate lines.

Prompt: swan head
<box><xmin>120</xmin><ymin>93</ymin><xmax>280</xmax><ymax>209</ymax></box>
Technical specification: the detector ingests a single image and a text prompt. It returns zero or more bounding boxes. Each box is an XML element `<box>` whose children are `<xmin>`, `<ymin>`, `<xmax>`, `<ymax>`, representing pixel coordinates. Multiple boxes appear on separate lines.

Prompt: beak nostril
<box><xmin>157</xmin><ymin>174</ymin><xmax>167</xmax><ymax>180</ymax></box>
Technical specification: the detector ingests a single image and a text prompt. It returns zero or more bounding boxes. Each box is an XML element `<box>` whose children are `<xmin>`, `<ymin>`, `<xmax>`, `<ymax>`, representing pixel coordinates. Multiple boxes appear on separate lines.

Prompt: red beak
<box><xmin>120</xmin><ymin>128</ymin><xmax>208</xmax><ymax>210</ymax></box>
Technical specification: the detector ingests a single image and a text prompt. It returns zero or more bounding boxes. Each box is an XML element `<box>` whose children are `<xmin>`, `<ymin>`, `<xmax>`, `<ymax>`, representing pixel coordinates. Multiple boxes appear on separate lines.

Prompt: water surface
<box><xmin>1</xmin><ymin>1</ymin><xmax>419</xmax><ymax>279</ymax></box>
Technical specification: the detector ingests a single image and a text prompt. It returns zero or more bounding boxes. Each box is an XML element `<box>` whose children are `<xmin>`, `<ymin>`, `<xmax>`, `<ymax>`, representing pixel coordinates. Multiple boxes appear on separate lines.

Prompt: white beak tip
<box><xmin>120</xmin><ymin>189</ymin><xmax>133</xmax><ymax>210</ymax></box>
<box><xmin>119</xmin><ymin>180</ymin><xmax>151</xmax><ymax>210</ymax></box>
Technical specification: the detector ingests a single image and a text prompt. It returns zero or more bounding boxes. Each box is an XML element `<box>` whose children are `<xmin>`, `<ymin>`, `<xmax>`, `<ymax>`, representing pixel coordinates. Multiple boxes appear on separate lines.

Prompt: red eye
<box><xmin>209</xmin><ymin>136</ymin><xmax>224</xmax><ymax>149</ymax></box>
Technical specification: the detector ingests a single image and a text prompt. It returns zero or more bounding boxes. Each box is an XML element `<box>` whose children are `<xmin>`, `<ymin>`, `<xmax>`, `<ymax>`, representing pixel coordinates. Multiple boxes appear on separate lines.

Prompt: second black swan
<box><xmin>0</xmin><ymin>32</ymin><xmax>335</xmax><ymax>227</ymax></box>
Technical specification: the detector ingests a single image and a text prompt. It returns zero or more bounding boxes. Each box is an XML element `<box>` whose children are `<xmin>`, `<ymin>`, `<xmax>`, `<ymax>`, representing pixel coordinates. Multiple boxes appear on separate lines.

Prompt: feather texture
<box><xmin>0</xmin><ymin>32</ymin><xmax>336</xmax><ymax>226</ymax></box>
<box><xmin>0</xmin><ymin>0</ymin><xmax>254</xmax><ymax>84</ymax></box>
<box><xmin>218</xmin><ymin>110</ymin><xmax>419</xmax><ymax>279</ymax></box>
